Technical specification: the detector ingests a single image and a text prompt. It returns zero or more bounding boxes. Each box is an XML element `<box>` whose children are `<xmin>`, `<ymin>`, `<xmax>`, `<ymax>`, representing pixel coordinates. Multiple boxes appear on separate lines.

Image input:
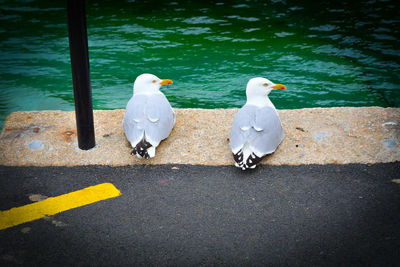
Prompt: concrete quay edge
<box><xmin>0</xmin><ymin>107</ymin><xmax>399</xmax><ymax>166</ymax></box>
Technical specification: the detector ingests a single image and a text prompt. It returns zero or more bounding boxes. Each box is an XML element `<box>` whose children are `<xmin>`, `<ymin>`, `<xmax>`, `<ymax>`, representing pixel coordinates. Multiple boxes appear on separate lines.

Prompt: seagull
<box><xmin>123</xmin><ymin>73</ymin><xmax>175</xmax><ymax>159</ymax></box>
<box><xmin>230</xmin><ymin>77</ymin><xmax>286</xmax><ymax>170</ymax></box>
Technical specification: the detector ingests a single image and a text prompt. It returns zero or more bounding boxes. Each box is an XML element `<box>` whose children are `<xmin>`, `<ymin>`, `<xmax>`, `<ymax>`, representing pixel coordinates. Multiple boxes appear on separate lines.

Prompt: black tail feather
<box><xmin>233</xmin><ymin>149</ymin><xmax>244</xmax><ymax>167</ymax></box>
<box><xmin>131</xmin><ymin>138</ymin><xmax>152</xmax><ymax>159</ymax></box>
<box><xmin>233</xmin><ymin>149</ymin><xmax>263</xmax><ymax>170</ymax></box>
<box><xmin>245</xmin><ymin>152</ymin><xmax>263</xmax><ymax>169</ymax></box>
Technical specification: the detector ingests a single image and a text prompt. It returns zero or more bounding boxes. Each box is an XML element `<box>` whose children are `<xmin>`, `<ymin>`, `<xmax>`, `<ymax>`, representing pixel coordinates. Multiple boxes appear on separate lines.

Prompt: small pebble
<box><xmin>29</xmin><ymin>194</ymin><xmax>47</xmax><ymax>202</ymax></box>
<box><xmin>21</xmin><ymin>227</ymin><xmax>31</xmax><ymax>234</ymax></box>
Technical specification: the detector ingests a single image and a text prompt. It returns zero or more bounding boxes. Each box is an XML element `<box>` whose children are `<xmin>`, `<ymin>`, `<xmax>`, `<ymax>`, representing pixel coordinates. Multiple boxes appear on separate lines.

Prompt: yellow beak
<box><xmin>160</xmin><ymin>79</ymin><xmax>173</xmax><ymax>86</ymax></box>
<box><xmin>272</xmin><ymin>84</ymin><xmax>286</xmax><ymax>90</ymax></box>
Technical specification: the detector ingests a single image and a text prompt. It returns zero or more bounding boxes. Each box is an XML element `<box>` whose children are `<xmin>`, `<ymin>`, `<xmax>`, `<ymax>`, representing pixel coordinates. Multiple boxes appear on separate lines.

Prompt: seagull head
<box><xmin>133</xmin><ymin>73</ymin><xmax>173</xmax><ymax>94</ymax></box>
<box><xmin>246</xmin><ymin>77</ymin><xmax>286</xmax><ymax>97</ymax></box>
<box><xmin>245</xmin><ymin>77</ymin><xmax>286</xmax><ymax>106</ymax></box>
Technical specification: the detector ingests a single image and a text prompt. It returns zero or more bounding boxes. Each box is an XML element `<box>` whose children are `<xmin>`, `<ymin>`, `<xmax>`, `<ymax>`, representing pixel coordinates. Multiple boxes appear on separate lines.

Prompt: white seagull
<box><xmin>123</xmin><ymin>73</ymin><xmax>175</xmax><ymax>159</ymax></box>
<box><xmin>230</xmin><ymin>77</ymin><xmax>286</xmax><ymax>170</ymax></box>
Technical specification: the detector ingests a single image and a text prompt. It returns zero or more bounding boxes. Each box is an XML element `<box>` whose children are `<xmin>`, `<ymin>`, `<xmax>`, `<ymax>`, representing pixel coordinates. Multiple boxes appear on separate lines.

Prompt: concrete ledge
<box><xmin>0</xmin><ymin>107</ymin><xmax>399</xmax><ymax>166</ymax></box>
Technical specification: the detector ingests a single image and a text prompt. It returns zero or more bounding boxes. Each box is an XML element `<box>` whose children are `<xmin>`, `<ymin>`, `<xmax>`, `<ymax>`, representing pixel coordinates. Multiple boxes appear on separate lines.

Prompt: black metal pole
<box><xmin>67</xmin><ymin>0</ymin><xmax>95</xmax><ymax>150</ymax></box>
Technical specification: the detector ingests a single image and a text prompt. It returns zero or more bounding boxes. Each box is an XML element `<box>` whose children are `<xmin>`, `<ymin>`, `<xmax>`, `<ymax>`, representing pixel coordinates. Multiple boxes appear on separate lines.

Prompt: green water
<box><xmin>1</xmin><ymin>0</ymin><xmax>400</xmax><ymax>130</ymax></box>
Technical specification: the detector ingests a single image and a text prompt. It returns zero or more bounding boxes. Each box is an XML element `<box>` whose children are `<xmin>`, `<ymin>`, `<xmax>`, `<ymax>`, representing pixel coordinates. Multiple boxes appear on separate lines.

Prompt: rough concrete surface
<box><xmin>0</xmin><ymin>107</ymin><xmax>399</xmax><ymax>166</ymax></box>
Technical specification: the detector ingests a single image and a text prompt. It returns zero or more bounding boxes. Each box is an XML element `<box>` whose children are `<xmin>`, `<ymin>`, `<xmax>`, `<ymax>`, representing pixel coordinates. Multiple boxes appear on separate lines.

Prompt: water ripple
<box><xmin>0</xmin><ymin>6</ymin><xmax>63</xmax><ymax>12</ymax></box>
<box><xmin>177</xmin><ymin>27</ymin><xmax>211</xmax><ymax>35</ymax></box>
<box><xmin>243</xmin><ymin>28</ymin><xmax>260</xmax><ymax>33</ymax></box>
<box><xmin>231</xmin><ymin>38</ymin><xmax>264</xmax><ymax>42</ymax></box>
<box><xmin>371</xmin><ymin>33</ymin><xmax>397</xmax><ymax>41</ymax></box>
<box><xmin>226</xmin><ymin>15</ymin><xmax>260</xmax><ymax>22</ymax></box>
<box><xmin>182</xmin><ymin>16</ymin><xmax>226</xmax><ymax>24</ymax></box>
<box><xmin>275</xmin><ymin>32</ymin><xmax>295</xmax><ymax>37</ymax></box>
<box><xmin>232</xmin><ymin>4</ymin><xmax>250</xmax><ymax>8</ymax></box>
<box><xmin>309</xmin><ymin>24</ymin><xmax>339</xmax><ymax>32</ymax></box>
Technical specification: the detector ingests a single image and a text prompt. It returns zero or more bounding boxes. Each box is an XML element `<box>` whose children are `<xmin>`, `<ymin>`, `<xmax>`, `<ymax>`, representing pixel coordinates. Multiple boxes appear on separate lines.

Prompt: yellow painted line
<box><xmin>0</xmin><ymin>183</ymin><xmax>121</xmax><ymax>230</ymax></box>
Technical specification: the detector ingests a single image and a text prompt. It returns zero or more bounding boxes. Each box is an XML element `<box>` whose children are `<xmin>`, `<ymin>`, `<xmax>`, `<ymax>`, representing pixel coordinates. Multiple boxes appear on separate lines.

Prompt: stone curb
<box><xmin>0</xmin><ymin>107</ymin><xmax>399</xmax><ymax>166</ymax></box>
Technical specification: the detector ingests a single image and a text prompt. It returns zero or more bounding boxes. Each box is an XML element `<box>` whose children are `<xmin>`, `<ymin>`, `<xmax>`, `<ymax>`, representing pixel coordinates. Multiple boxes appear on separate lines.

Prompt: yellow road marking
<box><xmin>0</xmin><ymin>183</ymin><xmax>121</xmax><ymax>230</ymax></box>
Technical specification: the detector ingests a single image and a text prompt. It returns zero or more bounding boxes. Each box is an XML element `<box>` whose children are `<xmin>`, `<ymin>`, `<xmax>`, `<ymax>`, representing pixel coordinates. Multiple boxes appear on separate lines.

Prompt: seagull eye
<box><xmin>152</xmin><ymin>80</ymin><xmax>157</xmax><ymax>83</ymax></box>
<box><xmin>263</xmin><ymin>83</ymin><xmax>269</xmax><ymax>86</ymax></box>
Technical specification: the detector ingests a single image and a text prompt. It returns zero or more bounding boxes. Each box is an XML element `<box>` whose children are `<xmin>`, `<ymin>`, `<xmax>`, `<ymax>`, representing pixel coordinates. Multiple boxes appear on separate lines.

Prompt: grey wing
<box><xmin>123</xmin><ymin>94</ymin><xmax>147</xmax><ymax>146</ymax></box>
<box><xmin>143</xmin><ymin>93</ymin><xmax>175</xmax><ymax>146</ymax></box>
<box><xmin>229</xmin><ymin>105</ymin><xmax>257</xmax><ymax>153</ymax></box>
<box><xmin>250</xmin><ymin>106</ymin><xmax>284</xmax><ymax>156</ymax></box>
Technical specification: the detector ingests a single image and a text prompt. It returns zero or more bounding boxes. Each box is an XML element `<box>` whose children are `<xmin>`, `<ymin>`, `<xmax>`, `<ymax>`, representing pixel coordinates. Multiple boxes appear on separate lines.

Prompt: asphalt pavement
<box><xmin>1</xmin><ymin>163</ymin><xmax>399</xmax><ymax>266</ymax></box>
